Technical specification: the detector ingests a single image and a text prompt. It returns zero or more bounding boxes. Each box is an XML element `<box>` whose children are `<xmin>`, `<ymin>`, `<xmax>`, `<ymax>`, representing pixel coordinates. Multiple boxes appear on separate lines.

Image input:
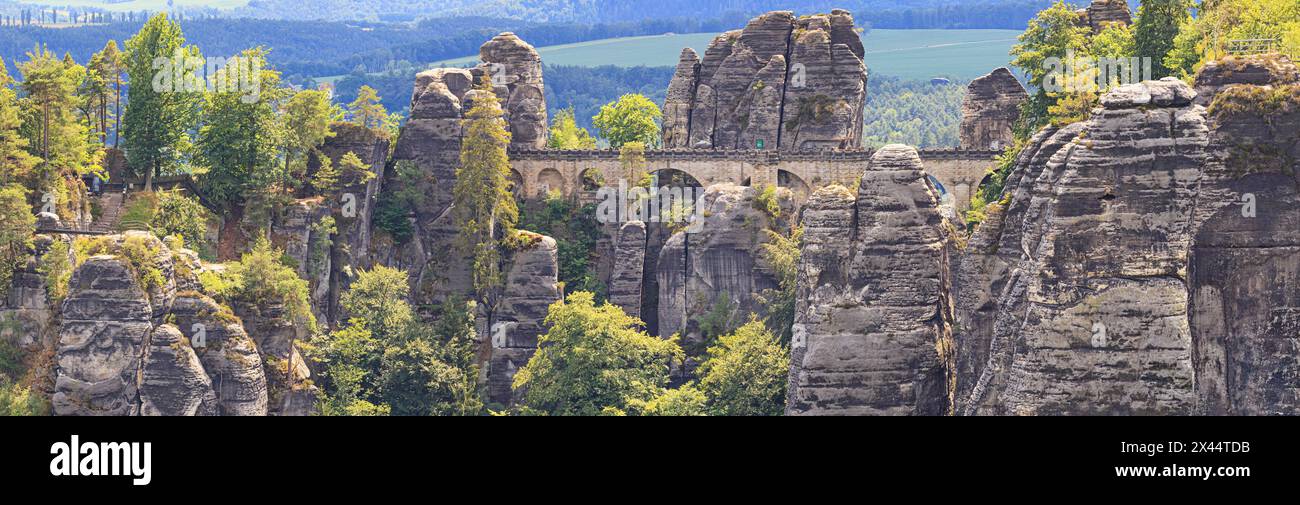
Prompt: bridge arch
<box><xmin>648</xmin><ymin>168</ymin><xmax>703</xmax><ymax>190</ymax></box>
<box><xmin>777</xmin><ymin>169</ymin><xmax>811</xmax><ymax>202</ymax></box>
<box><xmin>508</xmin><ymin>168</ymin><xmax>525</xmax><ymax>199</ymax></box>
<box><xmin>536</xmin><ymin>167</ymin><xmax>566</xmax><ymax>197</ymax></box>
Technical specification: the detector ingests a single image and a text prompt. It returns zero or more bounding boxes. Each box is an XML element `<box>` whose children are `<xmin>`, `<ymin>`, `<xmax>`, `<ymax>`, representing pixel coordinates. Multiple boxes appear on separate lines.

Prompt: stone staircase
<box><xmin>89</xmin><ymin>191</ymin><xmax>126</xmax><ymax>233</ymax></box>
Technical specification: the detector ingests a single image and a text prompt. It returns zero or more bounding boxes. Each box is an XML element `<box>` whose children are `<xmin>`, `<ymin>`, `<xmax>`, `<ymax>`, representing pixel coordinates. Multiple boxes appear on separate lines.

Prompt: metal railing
<box><xmin>1227</xmin><ymin>39</ymin><xmax>1280</xmax><ymax>56</ymax></box>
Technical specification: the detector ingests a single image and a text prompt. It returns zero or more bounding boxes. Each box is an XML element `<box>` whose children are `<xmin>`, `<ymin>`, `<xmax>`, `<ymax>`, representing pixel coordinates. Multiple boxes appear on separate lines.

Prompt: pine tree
<box><xmin>453</xmin><ymin>82</ymin><xmax>517</xmax><ymax>301</ymax></box>
<box><xmin>348</xmin><ymin>85</ymin><xmax>387</xmax><ymax>131</ymax></box>
<box><xmin>87</xmin><ymin>41</ymin><xmax>124</xmax><ymax>147</ymax></box>
<box><xmin>17</xmin><ymin>45</ymin><xmax>100</xmax><ymax>201</ymax></box>
<box><xmin>1134</xmin><ymin>0</ymin><xmax>1192</xmax><ymax>79</ymax></box>
<box><xmin>0</xmin><ymin>58</ymin><xmax>40</xmax><ymax>187</ymax></box>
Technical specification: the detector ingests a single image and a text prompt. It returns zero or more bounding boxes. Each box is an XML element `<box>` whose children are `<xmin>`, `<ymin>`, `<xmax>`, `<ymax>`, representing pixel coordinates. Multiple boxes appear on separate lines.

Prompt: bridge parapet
<box><xmin>507</xmin><ymin>147</ymin><xmax>1001</xmax><ymax>211</ymax></box>
<box><xmin>508</xmin><ymin>147</ymin><xmax>1002</xmax><ymax>163</ymax></box>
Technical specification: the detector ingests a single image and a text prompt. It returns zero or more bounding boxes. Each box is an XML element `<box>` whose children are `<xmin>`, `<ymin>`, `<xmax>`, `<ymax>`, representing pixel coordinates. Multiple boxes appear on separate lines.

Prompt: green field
<box><xmin>424</xmin><ymin>29</ymin><xmax>1020</xmax><ymax>80</ymax></box>
<box><xmin>15</xmin><ymin>0</ymin><xmax>250</xmax><ymax>12</ymax></box>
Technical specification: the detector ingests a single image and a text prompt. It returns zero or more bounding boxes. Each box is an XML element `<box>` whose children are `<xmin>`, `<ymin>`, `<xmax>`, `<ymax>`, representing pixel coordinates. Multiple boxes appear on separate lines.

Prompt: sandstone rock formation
<box><xmin>952</xmin><ymin>122</ymin><xmax>1085</xmax><ymax>405</ymax></box>
<box><xmin>608</xmin><ymin>221</ymin><xmax>648</xmax><ymax>320</ymax></box>
<box><xmin>53</xmin><ymin>255</ymin><xmax>154</xmax><ymax>416</ymax></box>
<box><xmin>958</xmin><ymin>57</ymin><xmax>1300</xmax><ymax>416</ymax></box>
<box><xmin>170</xmin><ymin>294</ymin><xmax>269</xmax><ymax>416</ymax></box>
<box><xmin>780</xmin><ymin>11</ymin><xmax>867</xmax><ymax>151</ymax></box>
<box><xmin>1</xmin><ymin>234</ymin><xmax>69</xmax><ymax>350</ymax></box>
<box><xmin>963</xmin><ymin>78</ymin><xmax>1207</xmax><ymax>416</ymax></box>
<box><xmin>662</xmin><ymin>49</ymin><xmax>701</xmax><ymax>149</ymax></box>
<box><xmin>272</xmin><ymin>200</ymin><xmax>333</xmax><ymax>323</ymax></box>
<box><xmin>386</xmin><ymin>48</ymin><xmax>564</xmax><ymax>406</ymax></box>
<box><xmin>478</xmin><ymin>32</ymin><xmax>547</xmax><ymax>149</ymax></box>
<box><xmin>959</xmin><ymin>68</ymin><xmax>1028</xmax><ymax>150</ymax></box>
<box><xmin>657</xmin><ymin>184</ymin><xmax>788</xmax><ymax>351</ymax></box>
<box><xmin>1190</xmin><ymin>57</ymin><xmax>1300</xmax><ymax>415</ymax></box>
<box><xmin>664</xmin><ymin>10</ymin><xmax>868</xmax><ymax>151</ymax></box>
<box><xmin>51</xmin><ymin>234</ymin><xmax>271</xmax><ymax>416</ymax></box>
<box><xmin>1078</xmin><ymin>0</ymin><xmax>1132</xmax><ymax>33</ymax></box>
<box><xmin>139</xmin><ymin>324</ymin><xmax>218</xmax><ymax>416</ymax></box>
<box><xmin>786</xmin><ymin>145</ymin><xmax>955</xmax><ymax>415</ymax></box>
<box><xmin>1192</xmin><ymin>55</ymin><xmax>1300</xmax><ymax>107</ymax></box>
<box><xmin>487</xmin><ymin>233</ymin><xmax>562</xmax><ymax>405</ymax></box>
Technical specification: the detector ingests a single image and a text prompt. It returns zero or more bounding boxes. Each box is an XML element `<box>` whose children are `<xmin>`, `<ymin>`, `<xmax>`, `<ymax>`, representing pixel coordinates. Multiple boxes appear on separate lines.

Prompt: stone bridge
<box><xmin>508</xmin><ymin>148</ymin><xmax>1001</xmax><ymax>210</ymax></box>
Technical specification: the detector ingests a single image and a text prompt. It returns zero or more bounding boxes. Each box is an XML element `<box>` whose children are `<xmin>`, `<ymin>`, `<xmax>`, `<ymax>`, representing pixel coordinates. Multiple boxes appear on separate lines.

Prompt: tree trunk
<box><xmin>113</xmin><ymin>78</ymin><xmax>121</xmax><ymax>148</ymax></box>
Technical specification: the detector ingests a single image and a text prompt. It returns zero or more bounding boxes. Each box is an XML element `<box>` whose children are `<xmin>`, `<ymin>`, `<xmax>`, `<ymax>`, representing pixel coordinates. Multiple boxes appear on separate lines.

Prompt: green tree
<box><xmin>0</xmin><ymin>379</ymin><xmax>49</xmax><ymax>416</ymax></box>
<box><xmin>220</xmin><ymin>237</ymin><xmax>317</xmax><ymax>334</ymax></box>
<box><xmin>592</xmin><ymin>93</ymin><xmax>662</xmax><ymax>148</ymax></box>
<box><xmin>757</xmin><ymin>226</ymin><xmax>801</xmax><ymax>344</ymax></box>
<box><xmin>0</xmin><ymin>184</ymin><xmax>35</xmax><ymax>297</ymax></box>
<box><xmin>696</xmin><ymin>317</ymin><xmax>789</xmax><ymax>416</ymax></box>
<box><xmin>1133</xmin><ymin>0</ymin><xmax>1192</xmax><ymax>79</ymax></box>
<box><xmin>150</xmin><ymin>189</ymin><xmax>209</xmax><ymax>253</ymax></box>
<box><xmin>122</xmin><ymin>14</ymin><xmax>200</xmax><ymax>190</ymax></box>
<box><xmin>337</xmin><ymin>151</ymin><xmax>375</xmax><ymax>187</ymax></box>
<box><xmin>18</xmin><ymin>45</ymin><xmax>102</xmax><ymax>194</ymax></box>
<box><xmin>0</xmin><ymin>58</ymin><xmax>40</xmax><ymax>188</ymax></box>
<box><xmin>631</xmin><ymin>385</ymin><xmax>708</xmax><ymax>416</ymax></box>
<box><xmin>282</xmin><ymin>89</ymin><xmax>334</xmax><ymax>182</ymax></box>
<box><xmin>195</xmin><ymin>48</ymin><xmax>286</xmax><ymax>210</ymax></box>
<box><xmin>88</xmin><ymin>41</ymin><xmax>125</xmax><ymax>148</ymax></box>
<box><xmin>453</xmin><ymin>82</ymin><xmax>518</xmax><ymax>300</ymax></box>
<box><xmin>341</xmin><ymin>264</ymin><xmax>414</xmax><ymax>342</ymax></box>
<box><xmin>546</xmin><ymin>107</ymin><xmax>596</xmax><ymax>149</ymax></box>
<box><xmin>1010</xmin><ymin>1</ymin><xmax>1091</xmax><ymax>127</ymax></box>
<box><xmin>512</xmin><ymin>291</ymin><xmax>684</xmax><ymax>416</ymax></box>
<box><xmin>308</xmin><ymin>272</ymin><xmax>483</xmax><ymax>416</ymax></box>
<box><xmin>349</xmin><ymin>85</ymin><xmax>387</xmax><ymax>131</ymax></box>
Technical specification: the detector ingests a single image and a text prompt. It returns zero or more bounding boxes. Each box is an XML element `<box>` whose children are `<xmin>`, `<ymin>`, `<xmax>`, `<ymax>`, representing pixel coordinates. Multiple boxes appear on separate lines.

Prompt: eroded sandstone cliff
<box><xmin>663</xmin><ymin>10</ymin><xmax>867</xmax><ymax>151</ymax></box>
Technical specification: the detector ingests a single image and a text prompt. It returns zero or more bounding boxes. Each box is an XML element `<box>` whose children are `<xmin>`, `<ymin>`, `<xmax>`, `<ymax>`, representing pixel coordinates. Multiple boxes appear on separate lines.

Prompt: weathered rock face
<box><xmin>487</xmin><ymin>234</ymin><xmax>562</xmax><ymax>405</ymax></box>
<box><xmin>53</xmin><ymin>255</ymin><xmax>153</xmax><ymax>416</ymax></box>
<box><xmin>666</xmin><ymin>10</ymin><xmax>868</xmax><ymax>151</ymax></box>
<box><xmin>386</xmin><ymin>52</ymin><xmax>564</xmax><ymax>406</ymax></box>
<box><xmin>52</xmin><ymin>236</ymin><xmax>271</xmax><ymax>416</ymax></box>
<box><xmin>965</xmin><ymin>79</ymin><xmax>1207</xmax><ymax>416</ymax></box>
<box><xmin>1192</xmin><ymin>55</ymin><xmax>1300</xmax><ymax>107</ymax></box>
<box><xmin>1</xmin><ymin>234</ymin><xmax>69</xmax><ymax>350</ymax></box>
<box><xmin>1189</xmin><ymin>57</ymin><xmax>1300</xmax><ymax>415</ymax></box>
<box><xmin>952</xmin><ymin>122</ymin><xmax>1085</xmax><ymax>405</ymax></box>
<box><xmin>786</xmin><ymin>145</ymin><xmax>955</xmax><ymax>415</ymax></box>
<box><xmin>1078</xmin><ymin>0</ymin><xmax>1132</xmax><ymax>33</ymax></box>
<box><xmin>959</xmin><ymin>68</ymin><xmax>1028</xmax><ymax>150</ymax></box>
<box><xmin>662</xmin><ymin>49</ymin><xmax>701</xmax><ymax>149</ymax></box>
<box><xmin>608</xmin><ymin>221</ymin><xmax>648</xmax><ymax>320</ymax></box>
<box><xmin>139</xmin><ymin>324</ymin><xmax>218</xmax><ymax>416</ymax></box>
<box><xmin>170</xmin><ymin>294</ymin><xmax>269</xmax><ymax>416</ymax></box>
<box><xmin>780</xmin><ymin>10</ymin><xmax>867</xmax><ymax>151</ymax></box>
<box><xmin>272</xmin><ymin>200</ymin><xmax>333</xmax><ymax>324</ymax></box>
<box><xmin>308</xmin><ymin>123</ymin><xmax>391</xmax><ymax>324</ymax></box>
<box><xmin>953</xmin><ymin>57</ymin><xmax>1300</xmax><ymax>416</ymax></box>
<box><xmin>478</xmin><ymin>32</ymin><xmax>547</xmax><ymax>149</ymax></box>
<box><xmin>657</xmin><ymin>184</ymin><xmax>788</xmax><ymax>351</ymax></box>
